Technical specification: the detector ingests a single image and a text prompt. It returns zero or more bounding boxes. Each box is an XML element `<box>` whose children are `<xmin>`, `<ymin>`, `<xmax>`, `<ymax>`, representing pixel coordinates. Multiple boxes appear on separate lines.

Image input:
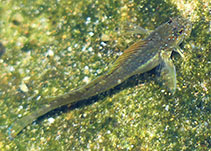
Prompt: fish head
<box><xmin>155</xmin><ymin>16</ymin><xmax>192</xmax><ymax>49</ymax></box>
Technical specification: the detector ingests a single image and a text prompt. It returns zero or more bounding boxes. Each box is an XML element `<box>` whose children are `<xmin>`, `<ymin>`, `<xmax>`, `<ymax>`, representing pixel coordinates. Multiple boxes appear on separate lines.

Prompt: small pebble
<box><xmin>48</xmin><ymin>117</ymin><xmax>55</xmax><ymax>124</ymax></box>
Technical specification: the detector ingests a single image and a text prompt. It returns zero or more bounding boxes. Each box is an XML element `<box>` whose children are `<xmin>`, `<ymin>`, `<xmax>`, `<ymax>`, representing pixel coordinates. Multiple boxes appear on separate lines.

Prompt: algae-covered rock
<box><xmin>0</xmin><ymin>42</ymin><xmax>5</xmax><ymax>57</ymax></box>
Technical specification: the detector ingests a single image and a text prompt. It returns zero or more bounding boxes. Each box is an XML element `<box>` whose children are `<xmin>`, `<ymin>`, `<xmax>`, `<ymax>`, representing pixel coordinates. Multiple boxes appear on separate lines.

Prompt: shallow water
<box><xmin>0</xmin><ymin>0</ymin><xmax>209</xmax><ymax>150</ymax></box>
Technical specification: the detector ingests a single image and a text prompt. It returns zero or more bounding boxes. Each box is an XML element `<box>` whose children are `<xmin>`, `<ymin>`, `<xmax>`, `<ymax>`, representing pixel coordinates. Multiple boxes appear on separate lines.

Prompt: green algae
<box><xmin>0</xmin><ymin>0</ymin><xmax>209</xmax><ymax>150</ymax></box>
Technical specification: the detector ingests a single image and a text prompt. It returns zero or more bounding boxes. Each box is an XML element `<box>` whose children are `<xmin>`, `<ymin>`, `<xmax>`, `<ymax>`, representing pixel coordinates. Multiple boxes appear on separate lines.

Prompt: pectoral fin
<box><xmin>159</xmin><ymin>53</ymin><xmax>177</xmax><ymax>94</ymax></box>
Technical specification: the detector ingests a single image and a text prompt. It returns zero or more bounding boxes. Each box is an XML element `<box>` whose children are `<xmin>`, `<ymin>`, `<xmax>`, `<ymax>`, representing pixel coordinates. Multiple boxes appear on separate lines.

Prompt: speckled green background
<box><xmin>0</xmin><ymin>0</ymin><xmax>210</xmax><ymax>150</ymax></box>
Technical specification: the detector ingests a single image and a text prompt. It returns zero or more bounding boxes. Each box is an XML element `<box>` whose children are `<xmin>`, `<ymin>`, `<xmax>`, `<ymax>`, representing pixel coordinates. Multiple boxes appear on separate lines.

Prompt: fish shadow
<box><xmin>37</xmin><ymin>67</ymin><xmax>158</xmax><ymax>122</ymax></box>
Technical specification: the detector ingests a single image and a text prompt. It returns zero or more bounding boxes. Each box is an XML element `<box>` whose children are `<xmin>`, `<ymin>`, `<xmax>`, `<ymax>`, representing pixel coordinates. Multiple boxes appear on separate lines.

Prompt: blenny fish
<box><xmin>8</xmin><ymin>16</ymin><xmax>192</xmax><ymax>138</ymax></box>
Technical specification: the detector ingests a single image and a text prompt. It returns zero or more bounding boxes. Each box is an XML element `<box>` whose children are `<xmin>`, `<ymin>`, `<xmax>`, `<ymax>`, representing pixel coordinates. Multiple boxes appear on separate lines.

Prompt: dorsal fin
<box><xmin>109</xmin><ymin>39</ymin><xmax>148</xmax><ymax>73</ymax></box>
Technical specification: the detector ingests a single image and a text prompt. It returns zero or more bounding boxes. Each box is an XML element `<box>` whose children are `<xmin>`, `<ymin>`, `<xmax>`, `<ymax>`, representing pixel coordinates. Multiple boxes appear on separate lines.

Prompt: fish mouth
<box><xmin>184</xmin><ymin>21</ymin><xmax>192</xmax><ymax>37</ymax></box>
<box><xmin>176</xmin><ymin>17</ymin><xmax>192</xmax><ymax>42</ymax></box>
<box><xmin>178</xmin><ymin>16</ymin><xmax>192</xmax><ymax>38</ymax></box>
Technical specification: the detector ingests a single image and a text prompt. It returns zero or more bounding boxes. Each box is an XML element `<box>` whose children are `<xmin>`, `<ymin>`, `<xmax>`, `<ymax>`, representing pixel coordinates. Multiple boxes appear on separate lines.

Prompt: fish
<box><xmin>8</xmin><ymin>16</ymin><xmax>192</xmax><ymax>138</ymax></box>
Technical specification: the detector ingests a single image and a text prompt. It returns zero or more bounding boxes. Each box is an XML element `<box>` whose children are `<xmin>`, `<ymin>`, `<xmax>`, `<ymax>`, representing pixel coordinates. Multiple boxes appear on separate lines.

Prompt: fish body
<box><xmin>8</xmin><ymin>17</ymin><xmax>192</xmax><ymax>138</ymax></box>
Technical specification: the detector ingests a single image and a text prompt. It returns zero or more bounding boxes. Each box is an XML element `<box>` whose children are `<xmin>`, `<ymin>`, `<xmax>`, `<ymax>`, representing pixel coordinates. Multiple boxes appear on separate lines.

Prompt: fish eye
<box><xmin>179</xmin><ymin>29</ymin><xmax>183</xmax><ymax>34</ymax></box>
<box><xmin>167</xmin><ymin>19</ymin><xmax>172</xmax><ymax>24</ymax></box>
